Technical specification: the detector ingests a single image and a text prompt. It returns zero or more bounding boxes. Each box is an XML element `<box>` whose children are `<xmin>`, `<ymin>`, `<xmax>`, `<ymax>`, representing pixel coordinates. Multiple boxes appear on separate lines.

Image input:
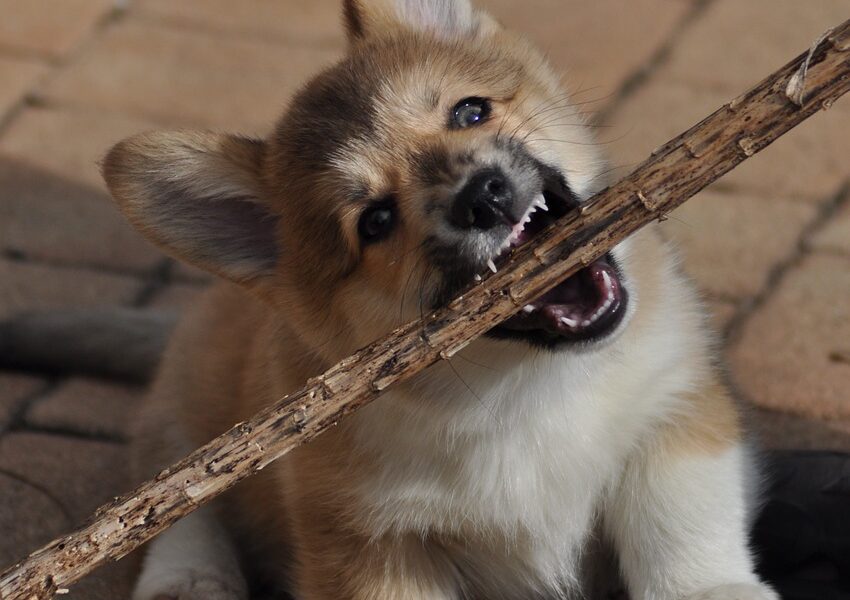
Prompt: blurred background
<box><xmin>0</xmin><ymin>0</ymin><xmax>848</xmax><ymax>597</ymax></box>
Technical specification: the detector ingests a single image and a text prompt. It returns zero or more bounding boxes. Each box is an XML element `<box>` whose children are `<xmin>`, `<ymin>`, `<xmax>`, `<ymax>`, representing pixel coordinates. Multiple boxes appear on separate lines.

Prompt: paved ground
<box><xmin>0</xmin><ymin>0</ymin><xmax>848</xmax><ymax>597</ymax></box>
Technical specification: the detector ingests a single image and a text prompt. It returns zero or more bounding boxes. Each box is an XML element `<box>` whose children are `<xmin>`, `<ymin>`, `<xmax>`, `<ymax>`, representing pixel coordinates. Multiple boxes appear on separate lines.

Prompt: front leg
<box><xmin>604</xmin><ymin>382</ymin><xmax>778</xmax><ymax>600</ymax></box>
<box><xmin>290</xmin><ymin>499</ymin><xmax>464</xmax><ymax>600</ymax></box>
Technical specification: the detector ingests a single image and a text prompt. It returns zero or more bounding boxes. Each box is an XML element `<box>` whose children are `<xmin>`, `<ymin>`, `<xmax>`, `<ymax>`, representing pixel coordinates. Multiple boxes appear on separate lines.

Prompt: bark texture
<box><xmin>2</xmin><ymin>19</ymin><xmax>849</xmax><ymax>600</ymax></box>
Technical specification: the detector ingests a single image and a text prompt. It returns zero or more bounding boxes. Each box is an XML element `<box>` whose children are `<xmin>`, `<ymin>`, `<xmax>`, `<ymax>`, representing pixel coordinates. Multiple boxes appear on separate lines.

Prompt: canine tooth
<box><xmin>601</xmin><ymin>270</ymin><xmax>612</xmax><ymax>289</ymax></box>
<box><xmin>559</xmin><ymin>316</ymin><xmax>578</xmax><ymax>328</ymax></box>
<box><xmin>487</xmin><ymin>259</ymin><xmax>498</xmax><ymax>273</ymax></box>
<box><xmin>522</xmin><ymin>305</ymin><xmax>536</xmax><ymax>313</ymax></box>
<box><xmin>473</xmin><ymin>274</ymin><xmax>482</xmax><ymax>282</ymax></box>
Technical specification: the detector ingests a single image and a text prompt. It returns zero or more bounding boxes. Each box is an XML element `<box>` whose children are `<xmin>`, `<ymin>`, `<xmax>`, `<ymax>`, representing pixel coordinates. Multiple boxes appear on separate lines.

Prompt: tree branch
<box><xmin>2</xmin><ymin>19</ymin><xmax>849</xmax><ymax>600</ymax></box>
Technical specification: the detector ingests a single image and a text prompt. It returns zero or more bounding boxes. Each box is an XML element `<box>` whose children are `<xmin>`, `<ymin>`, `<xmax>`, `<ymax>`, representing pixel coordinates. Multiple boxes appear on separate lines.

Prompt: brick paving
<box><xmin>0</xmin><ymin>1</ymin><xmax>848</xmax><ymax>597</ymax></box>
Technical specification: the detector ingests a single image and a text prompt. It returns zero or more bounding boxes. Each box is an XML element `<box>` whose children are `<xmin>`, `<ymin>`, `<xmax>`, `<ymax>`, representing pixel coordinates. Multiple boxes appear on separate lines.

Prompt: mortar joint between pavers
<box><xmin>724</xmin><ymin>181</ymin><xmax>850</xmax><ymax>343</ymax></box>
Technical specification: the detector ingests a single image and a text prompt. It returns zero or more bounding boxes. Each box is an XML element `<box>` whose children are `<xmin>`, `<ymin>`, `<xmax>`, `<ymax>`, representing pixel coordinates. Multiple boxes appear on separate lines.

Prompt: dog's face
<box><xmin>104</xmin><ymin>0</ymin><xmax>632</xmax><ymax>359</ymax></box>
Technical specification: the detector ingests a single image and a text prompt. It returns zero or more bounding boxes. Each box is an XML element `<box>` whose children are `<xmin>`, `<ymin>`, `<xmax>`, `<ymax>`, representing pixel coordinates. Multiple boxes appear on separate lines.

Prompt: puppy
<box><xmin>102</xmin><ymin>0</ymin><xmax>778</xmax><ymax>598</ymax></box>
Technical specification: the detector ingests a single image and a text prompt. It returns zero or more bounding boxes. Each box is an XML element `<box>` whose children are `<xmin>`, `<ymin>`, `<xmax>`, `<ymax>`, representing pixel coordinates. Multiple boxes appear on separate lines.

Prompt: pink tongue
<box><xmin>504</xmin><ymin>259</ymin><xmax>622</xmax><ymax>334</ymax></box>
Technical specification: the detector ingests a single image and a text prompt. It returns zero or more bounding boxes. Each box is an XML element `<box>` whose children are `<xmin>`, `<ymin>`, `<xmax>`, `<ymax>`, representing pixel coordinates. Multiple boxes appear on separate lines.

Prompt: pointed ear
<box><xmin>102</xmin><ymin>131</ymin><xmax>279</xmax><ymax>287</ymax></box>
<box><xmin>343</xmin><ymin>0</ymin><xmax>497</xmax><ymax>42</ymax></box>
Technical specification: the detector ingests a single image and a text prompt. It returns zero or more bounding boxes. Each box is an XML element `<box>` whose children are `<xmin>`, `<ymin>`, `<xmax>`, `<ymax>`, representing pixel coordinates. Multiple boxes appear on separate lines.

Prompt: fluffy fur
<box><xmin>103</xmin><ymin>1</ymin><xmax>778</xmax><ymax>598</ymax></box>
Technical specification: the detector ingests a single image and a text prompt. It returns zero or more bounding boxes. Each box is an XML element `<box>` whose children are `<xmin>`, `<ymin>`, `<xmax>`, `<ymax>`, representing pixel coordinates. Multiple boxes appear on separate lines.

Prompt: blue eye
<box><xmin>451</xmin><ymin>97</ymin><xmax>491</xmax><ymax>129</ymax></box>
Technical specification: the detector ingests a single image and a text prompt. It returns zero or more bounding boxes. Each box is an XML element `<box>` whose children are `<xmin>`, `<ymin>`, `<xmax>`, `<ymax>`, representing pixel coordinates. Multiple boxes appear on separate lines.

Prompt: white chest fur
<box><xmin>348</xmin><ymin>307</ymin><xmax>698</xmax><ymax>592</ymax></box>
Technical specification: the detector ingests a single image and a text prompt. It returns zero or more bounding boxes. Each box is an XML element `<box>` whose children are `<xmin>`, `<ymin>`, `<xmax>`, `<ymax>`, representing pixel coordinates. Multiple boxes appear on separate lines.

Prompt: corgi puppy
<box><xmin>102</xmin><ymin>0</ymin><xmax>778</xmax><ymax>598</ymax></box>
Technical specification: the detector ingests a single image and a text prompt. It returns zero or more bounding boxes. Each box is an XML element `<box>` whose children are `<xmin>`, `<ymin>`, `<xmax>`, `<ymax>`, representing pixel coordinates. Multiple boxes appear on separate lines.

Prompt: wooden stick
<box><xmin>2</xmin><ymin>19</ymin><xmax>849</xmax><ymax>600</ymax></box>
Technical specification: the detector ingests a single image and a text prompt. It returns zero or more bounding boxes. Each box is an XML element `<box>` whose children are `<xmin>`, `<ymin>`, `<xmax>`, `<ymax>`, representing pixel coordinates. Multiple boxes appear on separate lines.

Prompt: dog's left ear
<box><xmin>343</xmin><ymin>0</ymin><xmax>499</xmax><ymax>43</ymax></box>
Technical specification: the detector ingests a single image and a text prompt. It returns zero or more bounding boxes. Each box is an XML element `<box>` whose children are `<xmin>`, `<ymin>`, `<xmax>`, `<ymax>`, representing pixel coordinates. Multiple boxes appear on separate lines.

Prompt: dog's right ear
<box><xmin>102</xmin><ymin>131</ymin><xmax>279</xmax><ymax>289</ymax></box>
<box><xmin>343</xmin><ymin>0</ymin><xmax>497</xmax><ymax>43</ymax></box>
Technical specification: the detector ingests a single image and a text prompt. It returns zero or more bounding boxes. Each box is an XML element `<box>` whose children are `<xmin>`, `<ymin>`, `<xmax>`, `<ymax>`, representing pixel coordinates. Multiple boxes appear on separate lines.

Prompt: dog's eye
<box><xmin>451</xmin><ymin>97</ymin><xmax>491</xmax><ymax>129</ymax></box>
<box><xmin>358</xmin><ymin>200</ymin><xmax>396</xmax><ymax>244</ymax></box>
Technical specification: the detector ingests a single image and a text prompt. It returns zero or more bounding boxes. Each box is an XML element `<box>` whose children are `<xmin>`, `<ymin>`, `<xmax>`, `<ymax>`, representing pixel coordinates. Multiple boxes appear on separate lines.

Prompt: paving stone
<box><xmin>0</xmin><ymin>55</ymin><xmax>47</xmax><ymax>119</ymax></box>
<box><xmin>730</xmin><ymin>253</ymin><xmax>850</xmax><ymax>421</ymax></box>
<box><xmin>135</xmin><ymin>0</ymin><xmax>688</xmax><ymax>99</ymax></box>
<box><xmin>134</xmin><ymin>0</ymin><xmax>344</xmax><ymax>47</ymax></box>
<box><xmin>0</xmin><ymin>432</ymin><xmax>136</xmax><ymax>598</ymax></box>
<box><xmin>0</xmin><ymin>258</ymin><xmax>142</xmax><ymax>320</ymax></box>
<box><xmin>0</xmin><ymin>106</ymin><xmax>158</xmax><ymax>189</ymax></box>
<box><xmin>608</xmin><ymin>80</ymin><xmax>850</xmax><ymax>202</ymax></box>
<box><xmin>43</xmin><ymin>20</ymin><xmax>342</xmax><ymax>134</ymax></box>
<box><xmin>809</xmin><ymin>198</ymin><xmax>850</xmax><ymax>256</ymax></box>
<box><xmin>662</xmin><ymin>189</ymin><xmax>815</xmax><ymax>299</ymax></box>
<box><xmin>25</xmin><ymin>377</ymin><xmax>144</xmax><ymax>439</ymax></box>
<box><xmin>0</xmin><ymin>0</ymin><xmax>114</xmax><ymax>59</ymax></box>
<box><xmin>662</xmin><ymin>0</ymin><xmax>850</xmax><ymax>93</ymax></box>
<box><xmin>481</xmin><ymin>0</ymin><xmax>692</xmax><ymax>100</ymax></box>
<box><xmin>0</xmin><ymin>432</ymin><xmax>130</xmax><ymax>523</ymax></box>
<box><xmin>750</xmin><ymin>407</ymin><xmax>850</xmax><ymax>452</ymax></box>
<box><xmin>0</xmin><ymin>155</ymin><xmax>163</xmax><ymax>272</ymax></box>
<box><xmin>0</xmin><ymin>374</ymin><xmax>45</xmax><ymax>430</ymax></box>
<box><xmin>0</xmin><ymin>472</ymin><xmax>70</xmax><ymax>568</ymax></box>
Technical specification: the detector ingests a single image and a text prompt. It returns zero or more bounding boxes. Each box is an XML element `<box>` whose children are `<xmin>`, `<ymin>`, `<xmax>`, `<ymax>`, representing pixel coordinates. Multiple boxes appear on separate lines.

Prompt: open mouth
<box><xmin>485</xmin><ymin>176</ymin><xmax>629</xmax><ymax>346</ymax></box>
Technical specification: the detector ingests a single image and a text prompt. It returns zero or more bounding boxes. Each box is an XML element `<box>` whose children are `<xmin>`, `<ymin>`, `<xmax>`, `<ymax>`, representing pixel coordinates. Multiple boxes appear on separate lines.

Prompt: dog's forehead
<box><xmin>274</xmin><ymin>35</ymin><xmax>524</xmax><ymax>178</ymax></box>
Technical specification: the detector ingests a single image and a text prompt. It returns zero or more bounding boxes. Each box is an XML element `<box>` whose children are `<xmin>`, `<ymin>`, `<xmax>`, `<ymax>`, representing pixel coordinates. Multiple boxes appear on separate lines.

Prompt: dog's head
<box><xmin>104</xmin><ymin>0</ymin><xmax>632</xmax><ymax>360</ymax></box>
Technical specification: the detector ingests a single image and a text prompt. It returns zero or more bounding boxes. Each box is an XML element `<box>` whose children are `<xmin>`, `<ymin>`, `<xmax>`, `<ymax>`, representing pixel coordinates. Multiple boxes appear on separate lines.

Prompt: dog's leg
<box><xmin>132</xmin><ymin>507</ymin><xmax>248</xmax><ymax>600</ymax></box>
<box><xmin>292</xmin><ymin>517</ymin><xmax>462</xmax><ymax>600</ymax></box>
<box><xmin>604</xmin><ymin>385</ymin><xmax>777</xmax><ymax>600</ymax></box>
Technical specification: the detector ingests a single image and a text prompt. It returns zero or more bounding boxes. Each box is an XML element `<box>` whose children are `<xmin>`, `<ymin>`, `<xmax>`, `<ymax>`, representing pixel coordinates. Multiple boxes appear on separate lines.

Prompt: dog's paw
<box><xmin>133</xmin><ymin>569</ymin><xmax>247</xmax><ymax>600</ymax></box>
<box><xmin>686</xmin><ymin>583</ymin><xmax>778</xmax><ymax>600</ymax></box>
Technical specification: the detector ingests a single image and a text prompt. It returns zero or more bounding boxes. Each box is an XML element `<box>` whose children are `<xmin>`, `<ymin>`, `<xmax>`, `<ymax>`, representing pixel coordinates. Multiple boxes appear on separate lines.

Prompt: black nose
<box><xmin>450</xmin><ymin>169</ymin><xmax>515</xmax><ymax>230</ymax></box>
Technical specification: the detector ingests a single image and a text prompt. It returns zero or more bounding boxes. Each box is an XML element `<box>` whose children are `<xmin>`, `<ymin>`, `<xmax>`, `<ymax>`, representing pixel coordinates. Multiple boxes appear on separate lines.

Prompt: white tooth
<box><xmin>473</xmin><ymin>274</ymin><xmax>482</xmax><ymax>282</ymax></box>
<box><xmin>601</xmin><ymin>270</ymin><xmax>612</xmax><ymax>290</ymax></box>
<box><xmin>559</xmin><ymin>316</ymin><xmax>578</xmax><ymax>328</ymax></box>
<box><xmin>582</xmin><ymin>319</ymin><xmax>592</xmax><ymax>327</ymax></box>
<box><xmin>535</xmin><ymin>194</ymin><xmax>549</xmax><ymax>211</ymax></box>
<box><xmin>487</xmin><ymin>259</ymin><xmax>498</xmax><ymax>273</ymax></box>
<box><xmin>522</xmin><ymin>305</ymin><xmax>535</xmax><ymax>313</ymax></box>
